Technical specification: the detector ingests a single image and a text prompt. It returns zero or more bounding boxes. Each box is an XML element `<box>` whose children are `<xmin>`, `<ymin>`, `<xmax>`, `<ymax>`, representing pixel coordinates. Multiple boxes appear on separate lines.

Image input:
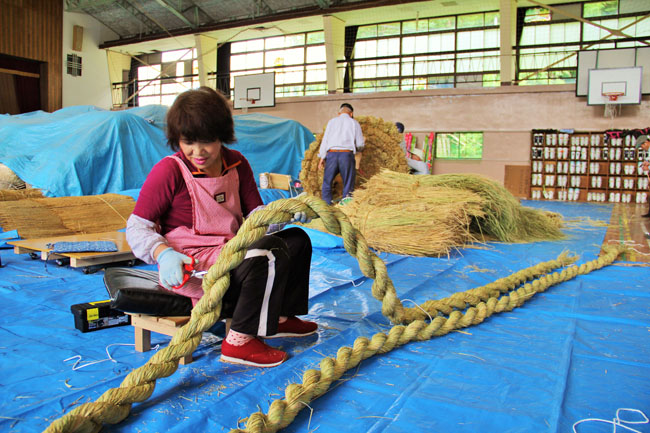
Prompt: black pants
<box><xmin>221</xmin><ymin>227</ymin><xmax>312</xmax><ymax>336</ymax></box>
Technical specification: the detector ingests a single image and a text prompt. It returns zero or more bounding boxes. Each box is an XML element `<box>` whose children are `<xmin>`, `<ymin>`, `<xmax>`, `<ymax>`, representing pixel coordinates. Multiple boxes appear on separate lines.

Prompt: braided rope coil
<box><xmin>233</xmin><ymin>245</ymin><xmax>624</xmax><ymax>433</ymax></box>
<box><xmin>44</xmin><ymin>194</ymin><xmax>624</xmax><ymax>433</ymax></box>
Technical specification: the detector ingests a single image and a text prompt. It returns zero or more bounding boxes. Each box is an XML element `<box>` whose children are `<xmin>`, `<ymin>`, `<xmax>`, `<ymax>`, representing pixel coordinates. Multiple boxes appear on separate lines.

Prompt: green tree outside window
<box><xmin>435</xmin><ymin>132</ymin><xmax>483</xmax><ymax>159</ymax></box>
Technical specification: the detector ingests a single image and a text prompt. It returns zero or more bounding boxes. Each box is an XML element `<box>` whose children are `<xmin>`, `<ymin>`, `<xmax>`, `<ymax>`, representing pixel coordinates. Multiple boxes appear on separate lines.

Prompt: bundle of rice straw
<box><xmin>0</xmin><ymin>164</ymin><xmax>26</xmax><ymax>190</ymax></box>
<box><xmin>420</xmin><ymin>172</ymin><xmax>564</xmax><ymax>243</ymax></box>
<box><xmin>299</xmin><ymin>116</ymin><xmax>408</xmax><ymax>201</ymax></box>
<box><xmin>0</xmin><ymin>193</ymin><xmax>135</xmax><ymax>239</ymax></box>
<box><xmin>305</xmin><ymin>170</ymin><xmax>564</xmax><ymax>257</ymax></box>
<box><xmin>0</xmin><ymin>189</ymin><xmax>44</xmax><ymax>201</ymax></box>
<box><xmin>334</xmin><ymin>171</ymin><xmax>486</xmax><ymax>256</ymax></box>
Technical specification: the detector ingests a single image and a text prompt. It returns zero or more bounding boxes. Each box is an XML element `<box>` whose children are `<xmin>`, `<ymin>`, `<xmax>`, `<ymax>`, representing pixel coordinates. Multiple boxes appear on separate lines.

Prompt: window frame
<box><xmin>346</xmin><ymin>11</ymin><xmax>501</xmax><ymax>93</ymax></box>
<box><xmin>516</xmin><ymin>2</ymin><xmax>650</xmax><ymax>86</ymax></box>
<box><xmin>133</xmin><ymin>48</ymin><xmax>200</xmax><ymax>107</ymax></box>
<box><xmin>229</xmin><ymin>31</ymin><xmax>327</xmax><ymax>98</ymax></box>
<box><xmin>434</xmin><ymin>132</ymin><xmax>484</xmax><ymax>159</ymax></box>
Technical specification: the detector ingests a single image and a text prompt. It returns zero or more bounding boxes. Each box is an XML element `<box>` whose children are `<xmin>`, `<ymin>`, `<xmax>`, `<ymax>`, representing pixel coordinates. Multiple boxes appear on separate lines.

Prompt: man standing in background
<box><xmin>318</xmin><ymin>103</ymin><xmax>365</xmax><ymax>205</ymax></box>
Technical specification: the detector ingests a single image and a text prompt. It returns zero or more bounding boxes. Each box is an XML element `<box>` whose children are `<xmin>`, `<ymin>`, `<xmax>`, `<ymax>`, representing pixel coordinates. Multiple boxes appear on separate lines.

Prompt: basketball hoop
<box><xmin>603</xmin><ymin>91</ymin><xmax>624</xmax><ymax>120</ymax></box>
<box><xmin>603</xmin><ymin>91</ymin><xmax>624</xmax><ymax>102</ymax></box>
<box><xmin>238</xmin><ymin>97</ymin><xmax>258</xmax><ymax>113</ymax></box>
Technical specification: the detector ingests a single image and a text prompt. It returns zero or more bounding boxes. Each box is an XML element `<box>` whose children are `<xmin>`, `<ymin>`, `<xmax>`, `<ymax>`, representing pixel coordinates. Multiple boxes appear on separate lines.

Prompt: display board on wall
<box><xmin>577</xmin><ymin>47</ymin><xmax>649</xmax><ymax>96</ymax></box>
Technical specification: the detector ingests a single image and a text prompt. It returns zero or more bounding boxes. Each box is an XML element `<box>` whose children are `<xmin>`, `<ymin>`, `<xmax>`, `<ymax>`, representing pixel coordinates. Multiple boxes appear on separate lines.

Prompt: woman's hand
<box><xmin>291</xmin><ymin>211</ymin><xmax>311</xmax><ymax>224</ymax></box>
<box><xmin>156</xmin><ymin>247</ymin><xmax>194</xmax><ymax>290</ymax></box>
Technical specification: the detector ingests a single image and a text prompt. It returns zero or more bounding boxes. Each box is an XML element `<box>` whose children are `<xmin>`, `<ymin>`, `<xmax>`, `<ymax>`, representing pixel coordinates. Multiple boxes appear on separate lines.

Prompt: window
<box><xmin>435</xmin><ymin>132</ymin><xmax>483</xmax><ymax>159</ymax></box>
<box><xmin>524</xmin><ymin>7</ymin><xmax>552</xmax><ymax>23</ymax></box>
<box><xmin>66</xmin><ymin>54</ymin><xmax>82</xmax><ymax>77</ymax></box>
<box><xmin>230</xmin><ymin>31</ymin><xmax>327</xmax><ymax>98</ymax></box>
<box><xmin>134</xmin><ymin>48</ymin><xmax>199</xmax><ymax>106</ymax></box>
<box><xmin>583</xmin><ymin>0</ymin><xmax>619</xmax><ymax>18</ymax></box>
<box><xmin>517</xmin><ymin>1</ymin><xmax>650</xmax><ymax>85</ymax></box>
<box><xmin>350</xmin><ymin>11</ymin><xmax>500</xmax><ymax>92</ymax></box>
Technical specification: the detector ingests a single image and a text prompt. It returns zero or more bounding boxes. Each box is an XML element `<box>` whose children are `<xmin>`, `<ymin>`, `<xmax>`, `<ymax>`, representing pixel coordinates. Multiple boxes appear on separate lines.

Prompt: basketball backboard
<box><xmin>587</xmin><ymin>67</ymin><xmax>642</xmax><ymax>105</ymax></box>
<box><xmin>577</xmin><ymin>47</ymin><xmax>649</xmax><ymax>96</ymax></box>
<box><xmin>233</xmin><ymin>72</ymin><xmax>275</xmax><ymax>109</ymax></box>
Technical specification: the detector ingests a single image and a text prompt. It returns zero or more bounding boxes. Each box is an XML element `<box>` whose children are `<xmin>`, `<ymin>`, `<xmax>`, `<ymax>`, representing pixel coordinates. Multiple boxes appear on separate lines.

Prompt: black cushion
<box><xmin>103</xmin><ymin>267</ymin><xmax>193</xmax><ymax>316</ymax></box>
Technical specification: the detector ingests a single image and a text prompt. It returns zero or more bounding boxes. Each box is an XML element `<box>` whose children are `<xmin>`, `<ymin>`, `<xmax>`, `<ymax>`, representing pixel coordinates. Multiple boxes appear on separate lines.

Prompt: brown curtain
<box><xmin>216</xmin><ymin>42</ymin><xmax>231</xmax><ymax>96</ymax></box>
<box><xmin>343</xmin><ymin>26</ymin><xmax>359</xmax><ymax>93</ymax></box>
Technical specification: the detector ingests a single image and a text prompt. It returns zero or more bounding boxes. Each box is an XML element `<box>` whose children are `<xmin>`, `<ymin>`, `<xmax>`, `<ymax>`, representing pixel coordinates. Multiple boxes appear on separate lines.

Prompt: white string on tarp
<box><xmin>573</xmin><ymin>408</ymin><xmax>649</xmax><ymax>433</ymax></box>
<box><xmin>322</xmin><ymin>276</ymin><xmax>365</xmax><ymax>287</ymax></box>
<box><xmin>63</xmin><ymin>343</ymin><xmax>159</xmax><ymax>371</ymax></box>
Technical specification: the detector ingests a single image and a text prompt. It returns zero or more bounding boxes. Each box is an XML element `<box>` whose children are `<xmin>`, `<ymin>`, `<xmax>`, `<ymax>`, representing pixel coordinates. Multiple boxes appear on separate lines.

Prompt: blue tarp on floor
<box><xmin>0</xmin><ymin>200</ymin><xmax>648</xmax><ymax>433</ymax></box>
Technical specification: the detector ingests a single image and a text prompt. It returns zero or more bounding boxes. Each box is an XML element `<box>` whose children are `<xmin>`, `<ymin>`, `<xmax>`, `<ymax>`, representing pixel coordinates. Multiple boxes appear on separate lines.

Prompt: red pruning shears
<box><xmin>172</xmin><ymin>256</ymin><xmax>207</xmax><ymax>290</ymax></box>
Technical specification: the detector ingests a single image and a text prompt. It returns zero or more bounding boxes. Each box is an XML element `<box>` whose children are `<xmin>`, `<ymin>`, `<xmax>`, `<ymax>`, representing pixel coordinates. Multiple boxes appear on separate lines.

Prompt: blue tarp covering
<box><xmin>0</xmin><ymin>106</ymin><xmax>170</xmax><ymax>197</ymax></box>
<box><xmin>0</xmin><ymin>200</ymin><xmax>648</xmax><ymax>433</ymax></box>
<box><xmin>231</xmin><ymin>113</ymin><xmax>314</xmax><ymax>186</ymax></box>
<box><xmin>0</xmin><ymin>108</ymin><xmax>313</xmax><ymax>197</ymax></box>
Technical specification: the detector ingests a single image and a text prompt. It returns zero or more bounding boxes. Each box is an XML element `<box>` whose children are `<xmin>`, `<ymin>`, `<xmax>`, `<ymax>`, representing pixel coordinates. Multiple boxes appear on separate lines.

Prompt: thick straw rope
<box><xmin>44</xmin><ymin>194</ymin><xmax>624</xmax><ymax>433</ymax></box>
<box><xmin>233</xmin><ymin>244</ymin><xmax>623</xmax><ymax>433</ymax></box>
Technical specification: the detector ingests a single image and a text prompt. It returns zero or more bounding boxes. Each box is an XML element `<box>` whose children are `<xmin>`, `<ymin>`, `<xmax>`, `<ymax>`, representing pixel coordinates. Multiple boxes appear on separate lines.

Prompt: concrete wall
<box><xmin>62</xmin><ymin>9</ymin><xmax>119</xmax><ymax>109</ymax></box>
<box><xmin>234</xmin><ymin>85</ymin><xmax>649</xmax><ymax>183</ymax></box>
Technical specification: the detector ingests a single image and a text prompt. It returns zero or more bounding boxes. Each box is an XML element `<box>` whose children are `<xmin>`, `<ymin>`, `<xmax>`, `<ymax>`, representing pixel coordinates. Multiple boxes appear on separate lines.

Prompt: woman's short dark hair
<box><xmin>166</xmin><ymin>86</ymin><xmax>235</xmax><ymax>151</ymax></box>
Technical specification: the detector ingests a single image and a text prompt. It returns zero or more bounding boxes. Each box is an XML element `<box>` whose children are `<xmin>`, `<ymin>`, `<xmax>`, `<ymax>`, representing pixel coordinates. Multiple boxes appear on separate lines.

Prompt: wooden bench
<box><xmin>128</xmin><ymin>314</ymin><xmax>231</xmax><ymax>365</ymax></box>
<box><xmin>8</xmin><ymin>231</ymin><xmax>136</xmax><ymax>273</ymax></box>
<box><xmin>260</xmin><ymin>172</ymin><xmax>292</xmax><ymax>190</ymax></box>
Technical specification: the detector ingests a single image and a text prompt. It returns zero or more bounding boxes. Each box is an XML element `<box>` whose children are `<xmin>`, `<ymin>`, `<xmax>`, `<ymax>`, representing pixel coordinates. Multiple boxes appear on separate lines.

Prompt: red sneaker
<box><xmin>221</xmin><ymin>338</ymin><xmax>287</xmax><ymax>367</ymax></box>
<box><xmin>265</xmin><ymin>316</ymin><xmax>318</xmax><ymax>339</ymax></box>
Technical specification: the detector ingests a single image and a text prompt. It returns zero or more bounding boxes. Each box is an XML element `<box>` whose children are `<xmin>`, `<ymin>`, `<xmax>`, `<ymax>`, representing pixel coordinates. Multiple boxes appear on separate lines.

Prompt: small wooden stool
<box><xmin>129</xmin><ymin>314</ymin><xmax>193</xmax><ymax>364</ymax></box>
<box><xmin>128</xmin><ymin>314</ymin><xmax>231</xmax><ymax>365</ymax></box>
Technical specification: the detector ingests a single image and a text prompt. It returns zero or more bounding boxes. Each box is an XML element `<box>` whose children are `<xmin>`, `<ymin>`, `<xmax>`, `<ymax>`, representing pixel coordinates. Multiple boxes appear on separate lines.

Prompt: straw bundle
<box><xmin>305</xmin><ymin>170</ymin><xmax>564</xmax><ymax>256</ymax></box>
<box><xmin>0</xmin><ymin>193</ymin><xmax>135</xmax><ymax>239</ymax></box>
<box><xmin>334</xmin><ymin>172</ymin><xmax>486</xmax><ymax>256</ymax></box>
<box><xmin>0</xmin><ymin>163</ymin><xmax>26</xmax><ymax>190</ymax></box>
<box><xmin>0</xmin><ymin>189</ymin><xmax>44</xmax><ymax>201</ymax></box>
<box><xmin>299</xmin><ymin>116</ymin><xmax>408</xmax><ymax>201</ymax></box>
<box><xmin>418</xmin><ymin>173</ymin><xmax>564</xmax><ymax>242</ymax></box>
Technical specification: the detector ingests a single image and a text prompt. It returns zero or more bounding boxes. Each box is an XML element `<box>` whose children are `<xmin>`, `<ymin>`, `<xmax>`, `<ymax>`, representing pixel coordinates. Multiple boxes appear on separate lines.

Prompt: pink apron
<box><xmin>164</xmin><ymin>155</ymin><xmax>243</xmax><ymax>304</ymax></box>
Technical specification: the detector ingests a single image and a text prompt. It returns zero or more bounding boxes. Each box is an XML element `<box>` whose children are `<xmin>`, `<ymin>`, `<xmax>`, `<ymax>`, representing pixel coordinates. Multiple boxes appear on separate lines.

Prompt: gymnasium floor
<box><xmin>602</xmin><ymin>203</ymin><xmax>650</xmax><ymax>262</ymax></box>
<box><xmin>0</xmin><ymin>200</ymin><xmax>648</xmax><ymax>433</ymax></box>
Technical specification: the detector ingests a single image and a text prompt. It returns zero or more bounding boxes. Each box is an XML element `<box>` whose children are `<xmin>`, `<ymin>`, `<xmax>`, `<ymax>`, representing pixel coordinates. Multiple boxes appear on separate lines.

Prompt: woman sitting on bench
<box><xmin>126</xmin><ymin>87</ymin><xmax>317</xmax><ymax>368</ymax></box>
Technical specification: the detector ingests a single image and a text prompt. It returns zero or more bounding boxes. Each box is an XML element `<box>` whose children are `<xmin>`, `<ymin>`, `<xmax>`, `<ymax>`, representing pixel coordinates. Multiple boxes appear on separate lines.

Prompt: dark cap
<box><xmin>395</xmin><ymin>122</ymin><xmax>405</xmax><ymax>133</ymax></box>
<box><xmin>636</xmin><ymin>134</ymin><xmax>649</xmax><ymax>149</ymax></box>
<box><xmin>340</xmin><ymin>103</ymin><xmax>354</xmax><ymax>112</ymax></box>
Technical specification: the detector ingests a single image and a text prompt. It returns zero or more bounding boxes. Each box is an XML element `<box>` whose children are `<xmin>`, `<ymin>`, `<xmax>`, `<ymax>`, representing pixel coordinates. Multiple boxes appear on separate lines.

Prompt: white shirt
<box><xmin>318</xmin><ymin>113</ymin><xmax>365</xmax><ymax>159</ymax></box>
<box><xmin>399</xmin><ymin>139</ymin><xmax>429</xmax><ymax>175</ymax></box>
<box><xmin>407</xmin><ymin>158</ymin><xmax>429</xmax><ymax>175</ymax></box>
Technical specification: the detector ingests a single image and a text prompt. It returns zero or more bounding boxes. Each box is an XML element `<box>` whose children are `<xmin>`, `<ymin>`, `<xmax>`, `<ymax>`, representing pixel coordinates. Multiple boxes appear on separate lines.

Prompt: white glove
<box><xmin>157</xmin><ymin>247</ymin><xmax>194</xmax><ymax>290</ymax></box>
<box><xmin>291</xmin><ymin>211</ymin><xmax>311</xmax><ymax>224</ymax></box>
